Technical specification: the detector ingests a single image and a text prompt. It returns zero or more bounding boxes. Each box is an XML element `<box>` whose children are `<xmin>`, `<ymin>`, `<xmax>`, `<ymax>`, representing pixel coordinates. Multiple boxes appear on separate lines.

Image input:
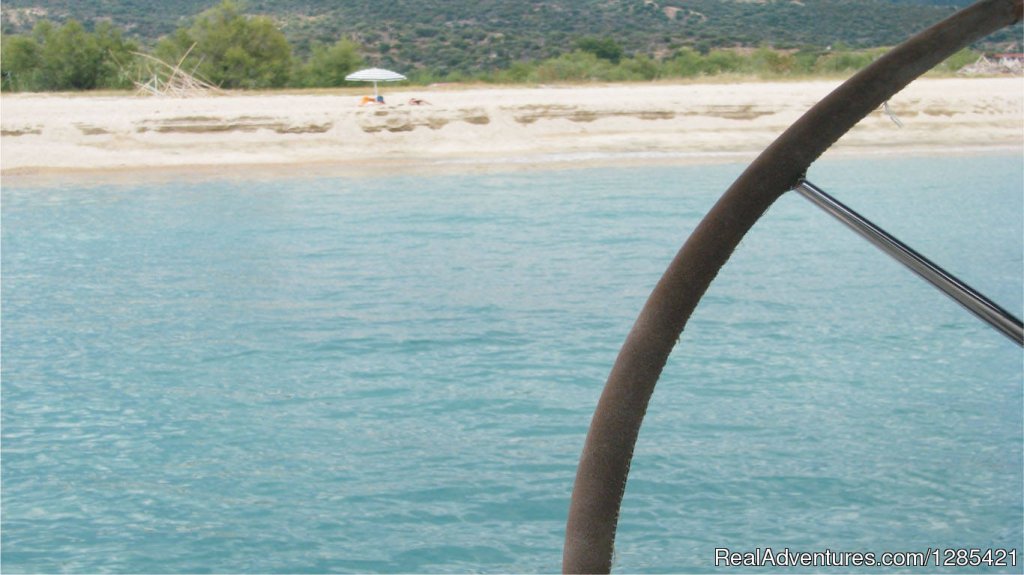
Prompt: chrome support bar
<box><xmin>794</xmin><ymin>179</ymin><xmax>1023</xmax><ymax>346</ymax></box>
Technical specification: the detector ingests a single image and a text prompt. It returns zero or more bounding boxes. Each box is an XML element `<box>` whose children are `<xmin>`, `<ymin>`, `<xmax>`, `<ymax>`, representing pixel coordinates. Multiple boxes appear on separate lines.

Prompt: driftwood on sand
<box><xmin>132</xmin><ymin>44</ymin><xmax>223</xmax><ymax>97</ymax></box>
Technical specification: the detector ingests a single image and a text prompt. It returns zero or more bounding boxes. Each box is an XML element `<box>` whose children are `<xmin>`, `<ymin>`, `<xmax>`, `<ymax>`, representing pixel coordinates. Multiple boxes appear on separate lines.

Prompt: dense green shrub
<box><xmin>293</xmin><ymin>38</ymin><xmax>364</xmax><ymax>87</ymax></box>
<box><xmin>1</xmin><ymin>19</ymin><xmax>138</xmax><ymax>91</ymax></box>
<box><xmin>701</xmin><ymin>50</ymin><xmax>745</xmax><ymax>75</ymax></box>
<box><xmin>663</xmin><ymin>48</ymin><xmax>706</xmax><ymax>78</ymax></box>
<box><xmin>813</xmin><ymin>47</ymin><xmax>886</xmax><ymax>74</ymax></box>
<box><xmin>746</xmin><ymin>47</ymin><xmax>796</xmax><ymax>76</ymax></box>
<box><xmin>1</xmin><ymin>34</ymin><xmax>41</xmax><ymax>91</ymax></box>
<box><xmin>575</xmin><ymin>36</ymin><xmax>624</xmax><ymax>64</ymax></box>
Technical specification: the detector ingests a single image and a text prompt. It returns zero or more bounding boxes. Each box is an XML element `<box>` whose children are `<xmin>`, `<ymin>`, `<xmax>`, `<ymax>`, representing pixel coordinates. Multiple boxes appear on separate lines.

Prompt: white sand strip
<box><xmin>1</xmin><ymin>78</ymin><xmax>1021</xmax><ymax>177</ymax></box>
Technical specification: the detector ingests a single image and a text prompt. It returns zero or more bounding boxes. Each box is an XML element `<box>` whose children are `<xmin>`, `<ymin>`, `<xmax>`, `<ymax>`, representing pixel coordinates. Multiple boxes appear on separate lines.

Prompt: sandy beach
<box><xmin>1</xmin><ymin>77</ymin><xmax>1021</xmax><ymax>179</ymax></box>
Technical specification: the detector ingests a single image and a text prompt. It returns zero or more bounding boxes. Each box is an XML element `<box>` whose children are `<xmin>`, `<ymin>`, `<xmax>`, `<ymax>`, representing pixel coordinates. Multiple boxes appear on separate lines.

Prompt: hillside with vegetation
<box><xmin>1</xmin><ymin>0</ymin><xmax>1018</xmax><ymax>92</ymax></box>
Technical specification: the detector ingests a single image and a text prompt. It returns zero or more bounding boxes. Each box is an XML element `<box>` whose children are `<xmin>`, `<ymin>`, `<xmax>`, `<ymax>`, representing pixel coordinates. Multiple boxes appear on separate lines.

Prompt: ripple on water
<box><xmin>2</xmin><ymin>156</ymin><xmax>1021</xmax><ymax>572</ymax></box>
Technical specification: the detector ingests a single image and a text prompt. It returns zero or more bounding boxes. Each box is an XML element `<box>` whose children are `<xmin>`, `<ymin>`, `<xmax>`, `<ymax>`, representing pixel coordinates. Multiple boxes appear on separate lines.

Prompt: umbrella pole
<box><xmin>373</xmin><ymin>80</ymin><xmax>378</xmax><ymax>99</ymax></box>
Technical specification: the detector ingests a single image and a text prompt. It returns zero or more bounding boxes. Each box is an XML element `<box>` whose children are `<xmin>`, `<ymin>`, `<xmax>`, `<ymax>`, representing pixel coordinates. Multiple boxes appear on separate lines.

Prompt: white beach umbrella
<box><xmin>345</xmin><ymin>67</ymin><xmax>407</xmax><ymax>99</ymax></box>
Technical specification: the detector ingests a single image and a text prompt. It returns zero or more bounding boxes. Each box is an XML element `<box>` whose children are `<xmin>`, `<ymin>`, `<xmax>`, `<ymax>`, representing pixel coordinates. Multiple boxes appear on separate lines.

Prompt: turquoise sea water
<box><xmin>2</xmin><ymin>154</ymin><xmax>1022</xmax><ymax>573</ymax></box>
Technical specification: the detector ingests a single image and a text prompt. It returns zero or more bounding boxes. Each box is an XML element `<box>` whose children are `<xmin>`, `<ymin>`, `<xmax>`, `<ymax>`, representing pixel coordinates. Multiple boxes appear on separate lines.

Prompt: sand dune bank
<box><xmin>1</xmin><ymin>78</ymin><xmax>1021</xmax><ymax>177</ymax></box>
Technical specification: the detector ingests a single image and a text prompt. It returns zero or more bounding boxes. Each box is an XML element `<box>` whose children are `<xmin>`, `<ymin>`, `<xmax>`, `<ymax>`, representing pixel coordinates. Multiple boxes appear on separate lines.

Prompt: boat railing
<box><xmin>564</xmin><ymin>1</ymin><xmax>1024</xmax><ymax>572</ymax></box>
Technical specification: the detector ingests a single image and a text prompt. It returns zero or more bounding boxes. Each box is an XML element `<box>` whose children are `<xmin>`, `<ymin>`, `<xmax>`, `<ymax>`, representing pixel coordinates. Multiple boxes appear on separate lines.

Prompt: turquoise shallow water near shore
<box><xmin>2</xmin><ymin>154</ymin><xmax>1021</xmax><ymax>573</ymax></box>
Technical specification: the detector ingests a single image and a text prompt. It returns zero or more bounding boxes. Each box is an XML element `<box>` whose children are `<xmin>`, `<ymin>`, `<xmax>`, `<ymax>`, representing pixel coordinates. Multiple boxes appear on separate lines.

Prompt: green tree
<box><xmin>36</xmin><ymin>20</ymin><xmax>104</xmax><ymax>89</ymax></box>
<box><xmin>155</xmin><ymin>0</ymin><xmax>291</xmax><ymax>89</ymax></box>
<box><xmin>575</xmin><ymin>36</ymin><xmax>624</xmax><ymax>64</ymax></box>
<box><xmin>1</xmin><ymin>33</ymin><xmax>42</xmax><ymax>91</ymax></box>
<box><xmin>295</xmin><ymin>38</ymin><xmax>364</xmax><ymax>87</ymax></box>
<box><xmin>1</xmin><ymin>19</ymin><xmax>137</xmax><ymax>91</ymax></box>
<box><xmin>91</xmin><ymin>21</ymin><xmax>139</xmax><ymax>89</ymax></box>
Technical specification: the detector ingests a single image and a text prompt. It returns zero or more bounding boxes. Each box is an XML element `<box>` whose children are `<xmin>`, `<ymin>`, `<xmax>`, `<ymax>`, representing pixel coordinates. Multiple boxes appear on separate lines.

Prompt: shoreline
<box><xmin>3</xmin><ymin>144</ymin><xmax>1020</xmax><ymax>187</ymax></box>
<box><xmin>2</xmin><ymin>78</ymin><xmax>1021</xmax><ymax>184</ymax></box>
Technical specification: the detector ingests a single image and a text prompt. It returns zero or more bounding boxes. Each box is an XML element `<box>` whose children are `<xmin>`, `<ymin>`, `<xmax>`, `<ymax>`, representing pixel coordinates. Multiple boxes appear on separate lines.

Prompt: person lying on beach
<box><xmin>408</xmin><ymin>98</ymin><xmax>431</xmax><ymax>105</ymax></box>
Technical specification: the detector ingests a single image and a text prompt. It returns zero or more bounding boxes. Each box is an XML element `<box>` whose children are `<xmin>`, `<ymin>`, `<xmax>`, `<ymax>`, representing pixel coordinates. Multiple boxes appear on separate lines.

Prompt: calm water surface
<box><xmin>2</xmin><ymin>154</ymin><xmax>1021</xmax><ymax>573</ymax></box>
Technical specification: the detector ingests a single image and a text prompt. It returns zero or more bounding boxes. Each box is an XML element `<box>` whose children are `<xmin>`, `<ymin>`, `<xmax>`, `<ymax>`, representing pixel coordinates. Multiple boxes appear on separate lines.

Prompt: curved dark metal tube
<box><xmin>563</xmin><ymin>1</ymin><xmax>1023</xmax><ymax>572</ymax></box>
